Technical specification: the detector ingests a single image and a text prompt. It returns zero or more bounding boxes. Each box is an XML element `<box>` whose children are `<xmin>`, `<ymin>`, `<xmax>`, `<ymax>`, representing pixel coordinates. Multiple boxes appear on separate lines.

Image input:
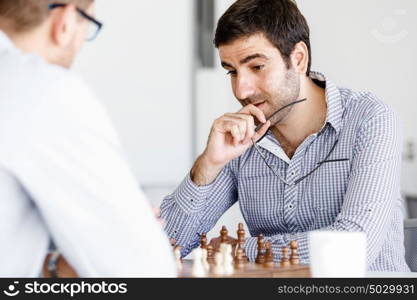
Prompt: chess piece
<box><xmin>255</xmin><ymin>234</ymin><xmax>265</xmax><ymax>264</ymax></box>
<box><xmin>235</xmin><ymin>223</ymin><xmax>248</xmax><ymax>262</ymax></box>
<box><xmin>201</xmin><ymin>248</ymin><xmax>210</xmax><ymax>272</ymax></box>
<box><xmin>200</xmin><ymin>232</ymin><xmax>208</xmax><ymax>249</ymax></box>
<box><xmin>213</xmin><ymin>251</ymin><xmax>225</xmax><ymax>275</ymax></box>
<box><xmin>289</xmin><ymin>240</ymin><xmax>299</xmax><ymax>265</ymax></box>
<box><xmin>234</xmin><ymin>247</ymin><xmax>246</xmax><ymax>269</ymax></box>
<box><xmin>280</xmin><ymin>246</ymin><xmax>290</xmax><ymax>267</ymax></box>
<box><xmin>191</xmin><ymin>248</ymin><xmax>207</xmax><ymax>277</ymax></box>
<box><xmin>173</xmin><ymin>246</ymin><xmax>183</xmax><ymax>271</ymax></box>
<box><xmin>264</xmin><ymin>241</ymin><xmax>275</xmax><ymax>267</ymax></box>
<box><xmin>237</xmin><ymin>223</ymin><xmax>245</xmax><ymax>244</ymax></box>
<box><xmin>222</xmin><ymin>244</ymin><xmax>234</xmax><ymax>276</ymax></box>
<box><xmin>206</xmin><ymin>245</ymin><xmax>215</xmax><ymax>264</ymax></box>
<box><xmin>220</xmin><ymin>226</ymin><xmax>228</xmax><ymax>243</ymax></box>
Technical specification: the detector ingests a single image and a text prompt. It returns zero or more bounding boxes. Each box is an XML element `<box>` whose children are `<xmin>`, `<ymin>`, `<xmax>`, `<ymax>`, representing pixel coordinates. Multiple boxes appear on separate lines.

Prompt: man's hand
<box><xmin>43</xmin><ymin>254</ymin><xmax>78</xmax><ymax>278</ymax></box>
<box><xmin>152</xmin><ymin>206</ymin><xmax>165</xmax><ymax>227</ymax></box>
<box><xmin>191</xmin><ymin>104</ymin><xmax>270</xmax><ymax>186</ymax></box>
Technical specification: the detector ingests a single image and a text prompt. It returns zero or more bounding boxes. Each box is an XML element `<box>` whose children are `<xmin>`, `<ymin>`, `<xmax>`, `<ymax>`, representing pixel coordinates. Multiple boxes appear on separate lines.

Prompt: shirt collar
<box><xmin>309</xmin><ymin>71</ymin><xmax>344</xmax><ymax>135</ymax></box>
<box><xmin>256</xmin><ymin>71</ymin><xmax>344</xmax><ymax>163</ymax></box>
<box><xmin>257</xmin><ymin>133</ymin><xmax>291</xmax><ymax>164</ymax></box>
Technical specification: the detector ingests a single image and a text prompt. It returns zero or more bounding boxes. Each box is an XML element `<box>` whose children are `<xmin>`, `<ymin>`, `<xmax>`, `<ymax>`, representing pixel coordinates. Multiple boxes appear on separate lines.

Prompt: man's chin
<box><xmin>53</xmin><ymin>50</ymin><xmax>76</xmax><ymax>69</ymax></box>
<box><xmin>60</xmin><ymin>57</ymin><xmax>75</xmax><ymax>69</ymax></box>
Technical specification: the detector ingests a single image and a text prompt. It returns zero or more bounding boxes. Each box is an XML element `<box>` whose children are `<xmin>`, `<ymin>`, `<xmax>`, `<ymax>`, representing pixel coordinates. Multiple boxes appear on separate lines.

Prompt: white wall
<box><xmin>295</xmin><ymin>0</ymin><xmax>417</xmax><ymax>195</ymax></box>
<box><xmin>73</xmin><ymin>0</ymin><xmax>194</xmax><ymax>194</ymax></box>
<box><xmin>298</xmin><ymin>0</ymin><xmax>417</xmax><ymax>144</ymax></box>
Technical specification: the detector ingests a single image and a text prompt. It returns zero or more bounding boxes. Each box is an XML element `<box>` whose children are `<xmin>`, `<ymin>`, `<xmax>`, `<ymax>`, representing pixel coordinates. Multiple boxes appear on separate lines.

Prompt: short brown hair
<box><xmin>214</xmin><ymin>0</ymin><xmax>311</xmax><ymax>76</ymax></box>
<box><xmin>0</xmin><ymin>0</ymin><xmax>94</xmax><ymax>32</ymax></box>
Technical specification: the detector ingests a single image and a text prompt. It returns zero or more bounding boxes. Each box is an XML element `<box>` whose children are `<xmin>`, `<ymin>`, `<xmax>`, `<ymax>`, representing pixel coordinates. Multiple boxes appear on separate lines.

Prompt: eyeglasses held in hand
<box><xmin>251</xmin><ymin>98</ymin><xmax>348</xmax><ymax>185</ymax></box>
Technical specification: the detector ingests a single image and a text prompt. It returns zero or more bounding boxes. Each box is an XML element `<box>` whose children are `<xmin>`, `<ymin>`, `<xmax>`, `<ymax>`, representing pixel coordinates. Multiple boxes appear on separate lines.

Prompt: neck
<box><xmin>271</xmin><ymin>76</ymin><xmax>327</xmax><ymax>155</ymax></box>
<box><xmin>9</xmin><ymin>32</ymin><xmax>49</xmax><ymax>58</ymax></box>
<box><xmin>1</xmin><ymin>23</ymin><xmax>54</xmax><ymax>64</ymax></box>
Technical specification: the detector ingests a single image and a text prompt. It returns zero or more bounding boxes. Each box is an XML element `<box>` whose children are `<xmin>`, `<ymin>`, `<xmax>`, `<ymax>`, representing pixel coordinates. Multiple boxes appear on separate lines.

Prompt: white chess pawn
<box><xmin>191</xmin><ymin>248</ymin><xmax>207</xmax><ymax>277</ymax></box>
<box><xmin>173</xmin><ymin>246</ymin><xmax>183</xmax><ymax>272</ymax></box>
<box><xmin>213</xmin><ymin>251</ymin><xmax>225</xmax><ymax>275</ymax></box>
<box><xmin>201</xmin><ymin>248</ymin><xmax>210</xmax><ymax>273</ymax></box>
<box><xmin>222</xmin><ymin>244</ymin><xmax>234</xmax><ymax>276</ymax></box>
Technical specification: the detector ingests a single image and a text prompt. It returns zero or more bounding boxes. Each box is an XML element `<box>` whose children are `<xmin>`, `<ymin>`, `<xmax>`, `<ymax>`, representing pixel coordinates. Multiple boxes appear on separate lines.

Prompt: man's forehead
<box><xmin>218</xmin><ymin>34</ymin><xmax>279</xmax><ymax>64</ymax></box>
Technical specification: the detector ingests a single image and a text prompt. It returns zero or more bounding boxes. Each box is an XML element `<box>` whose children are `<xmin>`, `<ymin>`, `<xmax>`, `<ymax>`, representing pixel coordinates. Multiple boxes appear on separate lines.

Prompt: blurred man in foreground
<box><xmin>0</xmin><ymin>0</ymin><xmax>175</xmax><ymax>277</ymax></box>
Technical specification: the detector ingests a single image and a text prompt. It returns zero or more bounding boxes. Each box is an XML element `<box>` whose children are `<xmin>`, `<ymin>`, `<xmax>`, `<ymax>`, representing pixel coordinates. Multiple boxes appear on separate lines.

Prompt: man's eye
<box><xmin>253</xmin><ymin>65</ymin><xmax>265</xmax><ymax>71</ymax></box>
<box><xmin>227</xmin><ymin>70</ymin><xmax>237</xmax><ymax>76</ymax></box>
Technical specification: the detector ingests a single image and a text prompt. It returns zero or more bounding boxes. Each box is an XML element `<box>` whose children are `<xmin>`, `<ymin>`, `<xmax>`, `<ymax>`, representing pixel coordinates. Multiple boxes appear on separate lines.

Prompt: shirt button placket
<box><xmin>283</xmin><ymin>184</ymin><xmax>297</xmax><ymax>228</ymax></box>
<box><xmin>283</xmin><ymin>158</ymin><xmax>301</xmax><ymax>229</ymax></box>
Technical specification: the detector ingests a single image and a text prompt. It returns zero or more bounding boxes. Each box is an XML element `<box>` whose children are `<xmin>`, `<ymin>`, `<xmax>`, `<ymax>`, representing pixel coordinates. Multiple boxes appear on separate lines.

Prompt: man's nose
<box><xmin>234</xmin><ymin>74</ymin><xmax>256</xmax><ymax>101</ymax></box>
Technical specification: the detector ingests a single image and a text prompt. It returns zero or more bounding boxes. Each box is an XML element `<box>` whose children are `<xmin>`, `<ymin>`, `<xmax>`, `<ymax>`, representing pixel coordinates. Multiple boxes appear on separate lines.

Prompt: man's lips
<box><xmin>253</xmin><ymin>101</ymin><xmax>266</xmax><ymax>108</ymax></box>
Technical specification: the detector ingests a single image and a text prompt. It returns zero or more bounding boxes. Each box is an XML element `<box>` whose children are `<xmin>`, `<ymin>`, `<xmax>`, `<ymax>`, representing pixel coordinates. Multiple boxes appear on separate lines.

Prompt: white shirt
<box><xmin>0</xmin><ymin>31</ymin><xmax>176</xmax><ymax>277</ymax></box>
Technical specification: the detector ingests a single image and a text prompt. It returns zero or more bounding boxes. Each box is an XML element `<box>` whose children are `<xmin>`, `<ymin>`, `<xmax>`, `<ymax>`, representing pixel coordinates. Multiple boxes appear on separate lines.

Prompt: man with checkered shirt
<box><xmin>161</xmin><ymin>0</ymin><xmax>410</xmax><ymax>272</ymax></box>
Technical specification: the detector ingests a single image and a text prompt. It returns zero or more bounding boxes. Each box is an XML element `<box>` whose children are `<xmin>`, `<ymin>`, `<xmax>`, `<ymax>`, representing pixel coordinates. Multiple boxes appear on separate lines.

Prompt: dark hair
<box><xmin>214</xmin><ymin>0</ymin><xmax>311</xmax><ymax>76</ymax></box>
<box><xmin>0</xmin><ymin>0</ymin><xmax>94</xmax><ymax>32</ymax></box>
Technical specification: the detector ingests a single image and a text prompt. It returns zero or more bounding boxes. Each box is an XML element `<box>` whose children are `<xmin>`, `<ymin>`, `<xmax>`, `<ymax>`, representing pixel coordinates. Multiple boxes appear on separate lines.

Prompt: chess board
<box><xmin>179</xmin><ymin>260</ymin><xmax>311</xmax><ymax>278</ymax></box>
<box><xmin>173</xmin><ymin>223</ymin><xmax>310</xmax><ymax>278</ymax></box>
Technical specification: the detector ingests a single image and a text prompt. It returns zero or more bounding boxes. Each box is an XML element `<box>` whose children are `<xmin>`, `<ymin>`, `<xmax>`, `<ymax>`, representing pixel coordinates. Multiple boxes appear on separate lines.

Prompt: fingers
<box><xmin>253</xmin><ymin>120</ymin><xmax>271</xmax><ymax>142</ymax></box>
<box><xmin>152</xmin><ymin>206</ymin><xmax>161</xmax><ymax>217</ymax></box>
<box><xmin>213</xmin><ymin>103</ymin><xmax>268</xmax><ymax>146</ymax></box>
<box><xmin>152</xmin><ymin>206</ymin><xmax>165</xmax><ymax>226</ymax></box>
<box><xmin>214</xmin><ymin>116</ymin><xmax>246</xmax><ymax>146</ymax></box>
<box><xmin>224</xmin><ymin>113</ymin><xmax>255</xmax><ymax>145</ymax></box>
<box><xmin>239</xmin><ymin>104</ymin><xmax>266</xmax><ymax>124</ymax></box>
<box><xmin>230</xmin><ymin>124</ymin><xmax>241</xmax><ymax>146</ymax></box>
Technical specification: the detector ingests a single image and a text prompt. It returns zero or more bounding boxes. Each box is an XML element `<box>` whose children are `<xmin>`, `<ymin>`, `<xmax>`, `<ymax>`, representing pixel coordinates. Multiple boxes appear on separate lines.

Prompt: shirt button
<box><xmin>291</xmin><ymin>171</ymin><xmax>296</xmax><ymax>176</ymax></box>
<box><xmin>288</xmin><ymin>204</ymin><xmax>294</xmax><ymax>209</ymax></box>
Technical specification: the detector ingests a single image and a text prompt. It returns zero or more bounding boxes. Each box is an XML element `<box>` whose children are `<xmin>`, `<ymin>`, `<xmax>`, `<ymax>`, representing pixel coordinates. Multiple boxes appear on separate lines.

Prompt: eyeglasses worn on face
<box><xmin>48</xmin><ymin>3</ymin><xmax>103</xmax><ymax>41</ymax></box>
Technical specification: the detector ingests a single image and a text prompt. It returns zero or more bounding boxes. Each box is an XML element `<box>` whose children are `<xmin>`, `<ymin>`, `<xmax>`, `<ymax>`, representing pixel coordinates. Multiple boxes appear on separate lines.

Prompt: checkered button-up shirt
<box><xmin>161</xmin><ymin>72</ymin><xmax>410</xmax><ymax>272</ymax></box>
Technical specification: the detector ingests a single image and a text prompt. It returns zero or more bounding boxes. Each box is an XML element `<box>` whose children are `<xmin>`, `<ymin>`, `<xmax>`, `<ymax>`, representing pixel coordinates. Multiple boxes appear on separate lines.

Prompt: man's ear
<box><xmin>290</xmin><ymin>41</ymin><xmax>309</xmax><ymax>75</ymax></box>
<box><xmin>50</xmin><ymin>4</ymin><xmax>78</xmax><ymax>48</ymax></box>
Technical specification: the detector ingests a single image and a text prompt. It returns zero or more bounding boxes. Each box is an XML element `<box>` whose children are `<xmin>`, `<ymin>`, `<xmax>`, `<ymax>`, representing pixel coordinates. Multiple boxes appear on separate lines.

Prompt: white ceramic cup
<box><xmin>308</xmin><ymin>231</ymin><xmax>367</xmax><ymax>277</ymax></box>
